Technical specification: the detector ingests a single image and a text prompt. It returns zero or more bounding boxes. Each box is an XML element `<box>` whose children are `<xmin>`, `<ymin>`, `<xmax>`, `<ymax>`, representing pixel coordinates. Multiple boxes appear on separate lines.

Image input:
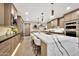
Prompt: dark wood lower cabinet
<box><xmin>0</xmin><ymin>34</ymin><xmax>20</xmax><ymax>56</ymax></box>
<box><xmin>41</xmin><ymin>41</ymin><xmax>47</xmax><ymax>56</ymax></box>
<box><xmin>0</xmin><ymin>40</ymin><xmax>10</xmax><ymax>56</ymax></box>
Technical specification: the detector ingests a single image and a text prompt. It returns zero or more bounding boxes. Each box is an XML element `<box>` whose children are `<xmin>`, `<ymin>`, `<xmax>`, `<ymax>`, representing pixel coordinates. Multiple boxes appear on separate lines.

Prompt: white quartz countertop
<box><xmin>32</xmin><ymin>32</ymin><xmax>79</xmax><ymax>56</ymax></box>
<box><xmin>33</xmin><ymin>32</ymin><xmax>54</xmax><ymax>44</ymax></box>
<box><xmin>33</xmin><ymin>32</ymin><xmax>78</xmax><ymax>44</ymax></box>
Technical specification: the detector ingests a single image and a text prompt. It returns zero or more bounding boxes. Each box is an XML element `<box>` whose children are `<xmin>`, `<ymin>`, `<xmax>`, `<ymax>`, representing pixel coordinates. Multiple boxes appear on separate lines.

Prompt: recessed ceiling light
<box><xmin>25</xmin><ymin>12</ymin><xmax>29</xmax><ymax>15</ymax></box>
<box><xmin>66</xmin><ymin>7</ymin><xmax>71</xmax><ymax>10</ymax></box>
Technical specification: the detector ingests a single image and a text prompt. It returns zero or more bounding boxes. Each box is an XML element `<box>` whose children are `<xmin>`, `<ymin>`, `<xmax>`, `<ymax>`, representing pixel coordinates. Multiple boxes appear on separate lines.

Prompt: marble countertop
<box><xmin>0</xmin><ymin>33</ymin><xmax>20</xmax><ymax>43</ymax></box>
<box><xmin>33</xmin><ymin>32</ymin><xmax>78</xmax><ymax>44</ymax></box>
<box><xmin>32</xmin><ymin>32</ymin><xmax>79</xmax><ymax>56</ymax></box>
<box><xmin>33</xmin><ymin>32</ymin><xmax>54</xmax><ymax>44</ymax></box>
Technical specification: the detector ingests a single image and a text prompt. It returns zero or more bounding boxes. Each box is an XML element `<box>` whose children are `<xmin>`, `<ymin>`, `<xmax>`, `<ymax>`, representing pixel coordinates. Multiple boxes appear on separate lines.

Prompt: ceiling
<box><xmin>14</xmin><ymin>3</ymin><xmax>52</xmax><ymax>23</ymax></box>
<box><xmin>14</xmin><ymin>3</ymin><xmax>79</xmax><ymax>23</ymax></box>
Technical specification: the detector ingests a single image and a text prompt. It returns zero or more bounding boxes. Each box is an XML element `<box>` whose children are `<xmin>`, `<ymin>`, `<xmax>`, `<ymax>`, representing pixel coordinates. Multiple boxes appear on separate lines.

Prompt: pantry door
<box><xmin>25</xmin><ymin>23</ymin><xmax>30</xmax><ymax>36</ymax></box>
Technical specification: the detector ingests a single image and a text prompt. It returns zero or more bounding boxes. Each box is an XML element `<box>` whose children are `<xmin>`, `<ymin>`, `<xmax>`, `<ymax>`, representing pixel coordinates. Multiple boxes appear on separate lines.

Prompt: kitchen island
<box><xmin>31</xmin><ymin>32</ymin><xmax>79</xmax><ymax>56</ymax></box>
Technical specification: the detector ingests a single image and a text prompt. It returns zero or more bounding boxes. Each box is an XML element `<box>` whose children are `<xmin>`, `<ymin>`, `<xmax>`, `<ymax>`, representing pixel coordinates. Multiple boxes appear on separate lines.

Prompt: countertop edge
<box><xmin>0</xmin><ymin>33</ymin><xmax>20</xmax><ymax>43</ymax></box>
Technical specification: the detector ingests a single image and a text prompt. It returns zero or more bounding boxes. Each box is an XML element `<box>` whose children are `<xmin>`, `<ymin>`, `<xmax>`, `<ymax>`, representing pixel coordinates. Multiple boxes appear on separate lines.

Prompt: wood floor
<box><xmin>15</xmin><ymin>36</ymin><xmax>35</xmax><ymax>56</ymax></box>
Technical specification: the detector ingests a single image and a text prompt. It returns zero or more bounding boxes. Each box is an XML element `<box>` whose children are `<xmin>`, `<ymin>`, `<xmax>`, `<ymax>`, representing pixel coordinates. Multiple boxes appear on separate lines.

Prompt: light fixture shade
<box><xmin>51</xmin><ymin>3</ymin><xmax>53</xmax><ymax>4</ymax></box>
<box><xmin>52</xmin><ymin>10</ymin><xmax>54</xmax><ymax>15</ymax></box>
<box><xmin>66</xmin><ymin>7</ymin><xmax>71</xmax><ymax>10</ymax></box>
<box><xmin>25</xmin><ymin>12</ymin><xmax>29</xmax><ymax>15</ymax></box>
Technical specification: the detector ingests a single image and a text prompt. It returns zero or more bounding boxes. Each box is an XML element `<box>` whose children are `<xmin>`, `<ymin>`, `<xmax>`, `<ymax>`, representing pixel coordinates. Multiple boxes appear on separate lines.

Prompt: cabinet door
<box><xmin>53</xmin><ymin>19</ymin><xmax>58</xmax><ymax>27</ymax></box>
<box><xmin>9</xmin><ymin>37</ymin><xmax>15</xmax><ymax>54</ymax></box>
<box><xmin>14</xmin><ymin>35</ymin><xmax>20</xmax><ymax>47</ymax></box>
<box><xmin>0</xmin><ymin>34</ymin><xmax>20</xmax><ymax>56</ymax></box>
<box><xmin>64</xmin><ymin>14</ymin><xmax>72</xmax><ymax>21</ymax></box>
<box><xmin>41</xmin><ymin>41</ymin><xmax>47</xmax><ymax>56</ymax></box>
<box><xmin>0</xmin><ymin>39</ymin><xmax>10</xmax><ymax>56</ymax></box>
<box><xmin>9</xmin><ymin>35</ymin><xmax>20</xmax><ymax>55</ymax></box>
<box><xmin>72</xmin><ymin>11</ymin><xmax>79</xmax><ymax>20</ymax></box>
<box><xmin>59</xmin><ymin>18</ymin><xmax>64</xmax><ymax>28</ymax></box>
<box><xmin>51</xmin><ymin>21</ymin><xmax>53</xmax><ymax>28</ymax></box>
<box><xmin>64</xmin><ymin>10</ymin><xmax>79</xmax><ymax>21</ymax></box>
<box><xmin>17</xmin><ymin>34</ymin><xmax>20</xmax><ymax>44</ymax></box>
<box><xmin>12</xmin><ymin>36</ymin><xmax>18</xmax><ymax>52</ymax></box>
<box><xmin>25</xmin><ymin>23</ymin><xmax>30</xmax><ymax>36</ymax></box>
<box><xmin>0</xmin><ymin>4</ymin><xmax>4</xmax><ymax>25</ymax></box>
<box><xmin>47</xmin><ymin>22</ymin><xmax>51</xmax><ymax>29</ymax></box>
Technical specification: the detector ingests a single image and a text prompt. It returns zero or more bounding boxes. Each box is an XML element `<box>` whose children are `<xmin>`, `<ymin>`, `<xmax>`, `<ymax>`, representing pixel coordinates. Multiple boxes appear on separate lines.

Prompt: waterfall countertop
<box><xmin>32</xmin><ymin>32</ymin><xmax>79</xmax><ymax>56</ymax></box>
<box><xmin>0</xmin><ymin>33</ymin><xmax>20</xmax><ymax>43</ymax></box>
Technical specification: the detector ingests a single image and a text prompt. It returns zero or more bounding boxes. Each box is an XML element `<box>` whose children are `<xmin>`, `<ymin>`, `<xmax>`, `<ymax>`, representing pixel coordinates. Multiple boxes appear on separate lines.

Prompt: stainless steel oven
<box><xmin>64</xmin><ymin>19</ymin><xmax>79</xmax><ymax>37</ymax></box>
<box><xmin>66</xmin><ymin>31</ymin><xmax>76</xmax><ymax>37</ymax></box>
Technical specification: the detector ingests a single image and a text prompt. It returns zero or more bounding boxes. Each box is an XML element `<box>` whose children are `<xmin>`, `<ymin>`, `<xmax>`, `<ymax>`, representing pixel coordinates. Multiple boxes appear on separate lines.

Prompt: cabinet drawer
<box><xmin>0</xmin><ymin>34</ymin><xmax>20</xmax><ymax>56</ymax></box>
<box><xmin>0</xmin><ymin>43</ymin><xmax>10</xmax><ymax>56</ymax></box>
<box><xmin>0</xmin><ymin>40</ymin><xmax>9</xmax><ymax>50</ymax></box>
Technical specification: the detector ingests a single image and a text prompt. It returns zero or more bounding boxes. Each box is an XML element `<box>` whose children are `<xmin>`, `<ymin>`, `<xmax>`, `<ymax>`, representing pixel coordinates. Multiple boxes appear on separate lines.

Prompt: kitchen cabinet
<box><xmin>64</xmin><ymin>8</ymin><xmax>79</xmax><ymax>22</ymax></box>
<box><xmin>72</xmin><ymin>10</ymin><xmax>79</xmax><ymax>20</ymax></box>
<box><xmin>0</xmin><ymin>4</ymin><xmax>4</xmax><ymax>25</ymax></box>
<box><xmin>17</xmin><ymin>16</ymin><xmax>23</xmax><ymax>34</ymax></box>
<box><xmin>0</xmin><ymin>3</ymin><xmax>17</xmax><ymax>26</ymax></box>
<box><xmin>10</xmin><ymin>34</ymin><xmax>20</xmax><ymax>55</ymax></box>
<box><xmin>25</xmin><ymin>23</ymin><xmax>30</xmax><ymax>36</ymax></box>
<box><xmin>64</xmin><ymin>13</ymin><xmax>72</xmax><ymax>21</ymax></box>
<box><xmin>51</xmin><ymin>21</ymin><xmax>53</xmax><ymax>28</ymax></box>
<box><xmin>59</xmin><ymin>17</ymin><xmax>64</xmax><ymax>28</ymax></box>
<box><xmin>4</xmin><ymin>3</ymin><xmax>11</xmax><ymax>26</ymax></box>
<box><xmin>41</xmin><ymin>41</ymin><xmax>47</xmax><ymax>56</ymax></box>
<box><xmin>52</xmin><ymin>19</ymin><xmax>58</xmax><ymax>27</ymax></box>
<box><xmin>4</xmin><ymin>3</ymin><xmax>17</xmax><ymax>26</ymax></box>
<box><xmin>47</xmin><ymin>21</ymin><xmax>51</xmax><ymax>29</ymax></box>
<box><xmin>47</xmin><ymin>18</ymin><xmax>59</xmax><ymax>29</ymax></box>
<box><xmin>0</xmin><ymin>38</ymin><xmax>10</xmax><ymax>56</ymax></box>
<box><xmin>0</xmin><ymin>34</ymin><xmax>21</xmax><ymax>56</ymax></box>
